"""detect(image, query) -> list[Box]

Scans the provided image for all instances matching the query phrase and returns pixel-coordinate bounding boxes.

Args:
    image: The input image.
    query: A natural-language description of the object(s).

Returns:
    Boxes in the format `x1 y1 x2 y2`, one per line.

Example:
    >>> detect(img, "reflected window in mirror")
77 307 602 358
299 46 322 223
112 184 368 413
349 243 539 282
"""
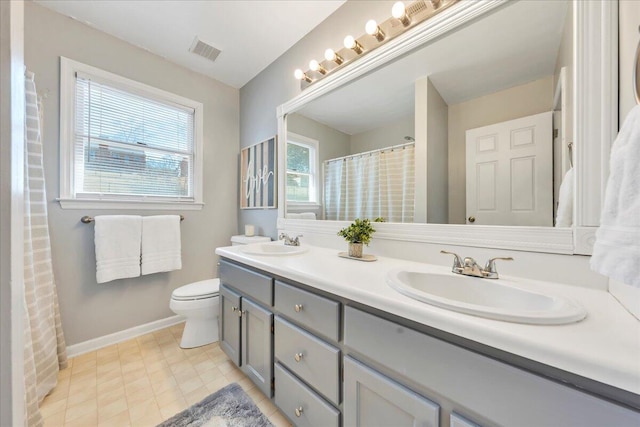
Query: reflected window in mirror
286 133 319 206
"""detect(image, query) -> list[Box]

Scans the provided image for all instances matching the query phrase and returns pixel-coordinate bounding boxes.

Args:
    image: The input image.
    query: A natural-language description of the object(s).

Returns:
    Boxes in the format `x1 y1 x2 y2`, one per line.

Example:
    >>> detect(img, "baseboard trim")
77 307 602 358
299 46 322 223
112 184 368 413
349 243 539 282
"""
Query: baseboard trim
66 315 185 358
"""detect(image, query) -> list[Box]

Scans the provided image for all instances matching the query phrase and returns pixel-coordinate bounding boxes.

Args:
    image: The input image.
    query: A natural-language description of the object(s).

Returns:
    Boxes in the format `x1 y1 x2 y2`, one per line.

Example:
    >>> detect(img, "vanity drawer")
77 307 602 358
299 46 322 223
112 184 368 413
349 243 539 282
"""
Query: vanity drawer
219 260 273 307
275 362 340 427
274 280 340 341
275 316 340 405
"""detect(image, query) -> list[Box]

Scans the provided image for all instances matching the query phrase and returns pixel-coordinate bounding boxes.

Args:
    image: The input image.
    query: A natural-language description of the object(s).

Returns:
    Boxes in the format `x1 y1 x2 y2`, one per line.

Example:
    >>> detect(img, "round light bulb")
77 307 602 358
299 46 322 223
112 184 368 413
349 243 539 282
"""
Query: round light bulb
365 19 379 36
309 60 320 71
392 2 406 19
324 49 336 62
344 35 356 49
294 69 304 80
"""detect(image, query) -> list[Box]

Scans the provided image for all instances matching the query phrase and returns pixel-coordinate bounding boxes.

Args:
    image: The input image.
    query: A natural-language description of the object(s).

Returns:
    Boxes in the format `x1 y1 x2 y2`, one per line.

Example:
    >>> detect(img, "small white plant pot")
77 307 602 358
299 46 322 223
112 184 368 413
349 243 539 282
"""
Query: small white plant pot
348 242 363 258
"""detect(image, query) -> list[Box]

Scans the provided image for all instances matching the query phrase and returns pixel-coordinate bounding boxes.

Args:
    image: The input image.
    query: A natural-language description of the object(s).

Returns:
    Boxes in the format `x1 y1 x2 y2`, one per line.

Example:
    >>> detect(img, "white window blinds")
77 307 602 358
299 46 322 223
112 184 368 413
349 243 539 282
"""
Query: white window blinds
73 72 195 200
324 143 415 222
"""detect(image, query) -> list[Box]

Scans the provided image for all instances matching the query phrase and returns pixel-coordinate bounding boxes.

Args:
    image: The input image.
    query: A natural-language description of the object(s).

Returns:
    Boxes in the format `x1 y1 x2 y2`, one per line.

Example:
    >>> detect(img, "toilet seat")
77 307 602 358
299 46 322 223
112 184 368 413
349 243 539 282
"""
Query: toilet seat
171 278 220 301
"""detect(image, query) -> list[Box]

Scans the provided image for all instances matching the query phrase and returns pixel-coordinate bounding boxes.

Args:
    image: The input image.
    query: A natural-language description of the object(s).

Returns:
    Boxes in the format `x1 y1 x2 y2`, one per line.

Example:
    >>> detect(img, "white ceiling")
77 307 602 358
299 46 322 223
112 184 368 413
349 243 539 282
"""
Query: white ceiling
297 0 569 135
34 0 346 89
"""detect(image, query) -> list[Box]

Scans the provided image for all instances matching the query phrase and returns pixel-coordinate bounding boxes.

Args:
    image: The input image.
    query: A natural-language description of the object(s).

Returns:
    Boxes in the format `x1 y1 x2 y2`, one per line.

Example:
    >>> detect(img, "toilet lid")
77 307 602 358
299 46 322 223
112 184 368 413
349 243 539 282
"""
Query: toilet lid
172 278 220 301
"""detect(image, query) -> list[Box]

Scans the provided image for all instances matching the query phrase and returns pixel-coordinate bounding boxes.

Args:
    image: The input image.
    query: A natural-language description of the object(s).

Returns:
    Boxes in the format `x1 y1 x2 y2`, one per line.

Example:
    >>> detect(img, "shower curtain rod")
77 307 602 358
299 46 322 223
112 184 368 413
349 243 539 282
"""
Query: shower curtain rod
324 141 415 164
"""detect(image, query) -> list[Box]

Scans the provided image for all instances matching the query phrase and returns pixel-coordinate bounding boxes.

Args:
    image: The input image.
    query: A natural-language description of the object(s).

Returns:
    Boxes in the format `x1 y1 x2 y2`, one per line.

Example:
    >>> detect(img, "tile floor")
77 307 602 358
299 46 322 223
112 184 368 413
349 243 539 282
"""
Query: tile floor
40 323 292 427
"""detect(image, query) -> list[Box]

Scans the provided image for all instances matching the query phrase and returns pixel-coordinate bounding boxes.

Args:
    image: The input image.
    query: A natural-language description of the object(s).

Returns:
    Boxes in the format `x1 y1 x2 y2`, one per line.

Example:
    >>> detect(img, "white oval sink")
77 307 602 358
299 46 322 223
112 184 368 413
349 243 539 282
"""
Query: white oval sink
239 242 308 256
387 269 586 325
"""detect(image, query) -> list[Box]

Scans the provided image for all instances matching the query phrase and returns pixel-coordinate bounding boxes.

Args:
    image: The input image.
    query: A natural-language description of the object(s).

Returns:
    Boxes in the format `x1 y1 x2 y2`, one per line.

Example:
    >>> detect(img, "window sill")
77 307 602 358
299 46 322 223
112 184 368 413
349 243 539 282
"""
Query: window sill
286 202 321 209
57 198 204 211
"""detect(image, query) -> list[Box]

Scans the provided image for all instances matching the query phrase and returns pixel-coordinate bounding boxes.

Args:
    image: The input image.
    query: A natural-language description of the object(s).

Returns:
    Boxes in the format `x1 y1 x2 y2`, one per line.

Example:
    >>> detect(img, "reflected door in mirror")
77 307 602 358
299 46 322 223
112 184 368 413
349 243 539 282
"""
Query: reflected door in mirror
465 112 553 226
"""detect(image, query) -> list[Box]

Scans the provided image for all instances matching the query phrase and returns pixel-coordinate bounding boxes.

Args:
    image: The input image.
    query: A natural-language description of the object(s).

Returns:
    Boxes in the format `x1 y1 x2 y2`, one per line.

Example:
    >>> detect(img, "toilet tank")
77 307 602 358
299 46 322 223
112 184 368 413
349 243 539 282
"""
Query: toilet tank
230 235 271 246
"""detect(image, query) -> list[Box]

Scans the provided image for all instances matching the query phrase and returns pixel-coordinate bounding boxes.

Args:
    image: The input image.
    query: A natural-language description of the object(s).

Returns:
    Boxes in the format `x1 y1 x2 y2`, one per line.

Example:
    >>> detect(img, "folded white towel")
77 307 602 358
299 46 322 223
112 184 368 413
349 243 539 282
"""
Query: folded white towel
141 215 182 275
555 167 573 227
591 105 640 287
94 215 142 284
286 212 316 220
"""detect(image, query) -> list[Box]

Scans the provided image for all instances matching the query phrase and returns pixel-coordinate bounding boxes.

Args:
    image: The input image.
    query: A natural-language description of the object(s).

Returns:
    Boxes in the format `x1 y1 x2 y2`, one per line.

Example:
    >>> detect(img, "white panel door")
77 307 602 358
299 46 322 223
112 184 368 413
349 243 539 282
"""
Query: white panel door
466 111 553 226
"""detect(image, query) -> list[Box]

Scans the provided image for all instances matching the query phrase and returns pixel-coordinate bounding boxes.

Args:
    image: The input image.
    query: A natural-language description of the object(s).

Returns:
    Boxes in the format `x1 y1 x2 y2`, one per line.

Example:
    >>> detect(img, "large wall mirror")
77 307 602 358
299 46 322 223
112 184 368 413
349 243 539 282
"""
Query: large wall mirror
277 0 617 254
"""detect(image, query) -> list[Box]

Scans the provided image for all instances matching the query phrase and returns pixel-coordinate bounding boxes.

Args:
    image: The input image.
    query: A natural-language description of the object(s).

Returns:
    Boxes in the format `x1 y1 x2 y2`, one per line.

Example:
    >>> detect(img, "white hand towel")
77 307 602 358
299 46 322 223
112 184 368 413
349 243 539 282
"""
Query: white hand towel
299 212 317 220
141 215 182 275
94 215 142 284
554 167 574 227
591 105 640 287
286 212 316 220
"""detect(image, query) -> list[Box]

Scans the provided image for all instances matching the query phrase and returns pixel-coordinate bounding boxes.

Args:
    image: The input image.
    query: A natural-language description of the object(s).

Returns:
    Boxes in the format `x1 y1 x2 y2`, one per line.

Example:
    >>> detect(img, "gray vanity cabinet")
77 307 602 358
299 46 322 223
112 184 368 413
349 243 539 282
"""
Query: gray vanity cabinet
219 285 241 366
343 356 440 427
218 258 639 427
219 260 275 397
241 297 274 397
343 306 640 427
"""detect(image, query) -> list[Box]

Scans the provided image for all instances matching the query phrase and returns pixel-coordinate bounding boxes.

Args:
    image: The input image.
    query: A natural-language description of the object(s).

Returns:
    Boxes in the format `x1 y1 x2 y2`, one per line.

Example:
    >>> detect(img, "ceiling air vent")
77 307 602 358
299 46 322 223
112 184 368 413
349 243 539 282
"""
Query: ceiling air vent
189 36 221 63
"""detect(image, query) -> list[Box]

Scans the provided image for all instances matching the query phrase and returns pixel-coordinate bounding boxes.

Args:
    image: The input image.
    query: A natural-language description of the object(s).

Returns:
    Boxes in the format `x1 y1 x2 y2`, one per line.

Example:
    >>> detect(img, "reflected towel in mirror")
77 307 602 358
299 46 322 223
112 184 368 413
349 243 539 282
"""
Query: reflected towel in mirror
555 167 574 227
286 212 317 220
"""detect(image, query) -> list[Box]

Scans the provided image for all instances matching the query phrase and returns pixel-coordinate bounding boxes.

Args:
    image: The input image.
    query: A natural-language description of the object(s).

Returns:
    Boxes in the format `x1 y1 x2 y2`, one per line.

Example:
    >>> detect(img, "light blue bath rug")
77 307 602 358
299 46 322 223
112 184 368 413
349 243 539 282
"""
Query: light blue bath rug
156 383 274 427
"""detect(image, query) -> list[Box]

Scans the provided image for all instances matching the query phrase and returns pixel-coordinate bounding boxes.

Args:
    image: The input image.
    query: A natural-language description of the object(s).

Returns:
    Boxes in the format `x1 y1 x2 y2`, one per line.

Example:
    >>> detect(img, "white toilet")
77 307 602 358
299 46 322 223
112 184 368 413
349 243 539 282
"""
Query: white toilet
169 234 270 349
170 278 220 349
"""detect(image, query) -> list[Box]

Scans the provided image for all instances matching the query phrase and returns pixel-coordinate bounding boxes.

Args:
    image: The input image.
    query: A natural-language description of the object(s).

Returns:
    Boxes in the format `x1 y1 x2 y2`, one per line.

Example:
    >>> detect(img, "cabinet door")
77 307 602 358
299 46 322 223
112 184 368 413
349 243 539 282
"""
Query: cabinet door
344 356 439 427
241 297 274 397
220 285 242 366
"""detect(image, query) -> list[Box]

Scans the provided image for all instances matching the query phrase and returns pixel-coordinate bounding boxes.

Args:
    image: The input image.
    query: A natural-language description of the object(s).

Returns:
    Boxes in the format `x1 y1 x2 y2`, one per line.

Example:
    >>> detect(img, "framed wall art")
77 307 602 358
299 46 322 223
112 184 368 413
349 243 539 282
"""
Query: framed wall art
240 136 277 209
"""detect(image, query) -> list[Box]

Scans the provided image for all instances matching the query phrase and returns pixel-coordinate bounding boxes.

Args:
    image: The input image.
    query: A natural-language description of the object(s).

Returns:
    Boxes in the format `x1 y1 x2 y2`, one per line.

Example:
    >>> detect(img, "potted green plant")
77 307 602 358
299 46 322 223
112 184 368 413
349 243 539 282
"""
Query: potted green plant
337 218 376 258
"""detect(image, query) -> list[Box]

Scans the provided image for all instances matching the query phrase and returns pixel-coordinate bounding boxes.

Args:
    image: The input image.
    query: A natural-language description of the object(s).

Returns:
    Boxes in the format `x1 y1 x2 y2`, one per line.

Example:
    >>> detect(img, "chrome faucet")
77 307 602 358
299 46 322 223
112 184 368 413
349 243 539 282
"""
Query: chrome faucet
279 233 303 246
441 250 513 279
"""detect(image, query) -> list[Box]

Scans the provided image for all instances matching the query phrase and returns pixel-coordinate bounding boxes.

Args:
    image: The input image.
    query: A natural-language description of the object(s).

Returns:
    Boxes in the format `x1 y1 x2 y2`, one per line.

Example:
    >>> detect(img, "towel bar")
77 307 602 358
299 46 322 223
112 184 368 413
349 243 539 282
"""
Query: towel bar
81 215 184 223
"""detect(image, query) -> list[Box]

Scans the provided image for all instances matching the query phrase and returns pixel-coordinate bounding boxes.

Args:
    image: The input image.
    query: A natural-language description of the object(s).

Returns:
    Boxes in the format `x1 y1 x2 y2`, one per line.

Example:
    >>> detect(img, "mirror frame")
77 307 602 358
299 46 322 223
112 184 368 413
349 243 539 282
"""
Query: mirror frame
276 0 618 255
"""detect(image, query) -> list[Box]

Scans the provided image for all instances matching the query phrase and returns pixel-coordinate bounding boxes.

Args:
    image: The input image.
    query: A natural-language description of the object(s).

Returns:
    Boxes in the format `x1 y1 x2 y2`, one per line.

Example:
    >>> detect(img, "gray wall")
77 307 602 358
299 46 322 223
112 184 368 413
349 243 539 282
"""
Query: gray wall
426 79 449 224
239 1 395 239
350 115 414 154
25 2 239 346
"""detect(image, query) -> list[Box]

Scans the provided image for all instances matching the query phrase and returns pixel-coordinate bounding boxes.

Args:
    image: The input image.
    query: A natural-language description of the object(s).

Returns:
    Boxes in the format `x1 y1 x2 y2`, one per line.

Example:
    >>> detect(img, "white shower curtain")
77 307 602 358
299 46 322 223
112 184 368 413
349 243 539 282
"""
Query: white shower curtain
324 144 415 222
23 71 67 427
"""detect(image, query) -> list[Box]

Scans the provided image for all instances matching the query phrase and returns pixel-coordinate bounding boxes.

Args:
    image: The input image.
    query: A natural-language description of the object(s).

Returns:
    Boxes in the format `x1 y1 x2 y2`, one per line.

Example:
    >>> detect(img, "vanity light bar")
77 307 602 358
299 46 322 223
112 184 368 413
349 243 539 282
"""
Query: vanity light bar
294 0 459 89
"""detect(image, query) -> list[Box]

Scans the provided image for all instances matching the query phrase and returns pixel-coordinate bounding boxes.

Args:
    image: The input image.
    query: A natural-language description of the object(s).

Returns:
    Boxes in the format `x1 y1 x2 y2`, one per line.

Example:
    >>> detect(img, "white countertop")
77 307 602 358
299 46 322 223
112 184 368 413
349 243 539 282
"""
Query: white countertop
215 243 640 397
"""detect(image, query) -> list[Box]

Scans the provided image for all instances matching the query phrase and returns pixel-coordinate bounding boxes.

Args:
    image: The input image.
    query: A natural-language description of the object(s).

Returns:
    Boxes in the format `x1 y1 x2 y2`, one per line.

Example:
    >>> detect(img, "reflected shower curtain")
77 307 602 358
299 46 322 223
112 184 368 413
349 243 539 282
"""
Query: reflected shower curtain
324 144 415 222
24 71 68 427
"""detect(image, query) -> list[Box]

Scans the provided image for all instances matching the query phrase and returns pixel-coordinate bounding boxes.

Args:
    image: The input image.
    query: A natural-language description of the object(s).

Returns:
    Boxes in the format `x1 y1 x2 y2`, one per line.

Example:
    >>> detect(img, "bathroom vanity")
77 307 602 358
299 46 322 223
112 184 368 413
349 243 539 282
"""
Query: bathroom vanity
216 244 640 427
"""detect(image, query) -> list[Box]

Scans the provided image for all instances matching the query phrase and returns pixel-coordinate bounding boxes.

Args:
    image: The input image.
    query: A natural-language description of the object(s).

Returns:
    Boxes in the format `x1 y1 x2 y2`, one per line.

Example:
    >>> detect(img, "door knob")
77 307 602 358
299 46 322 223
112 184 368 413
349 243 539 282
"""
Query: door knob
295 406 304 417
294 304 303 312
294 352 304 362
468 216 476 223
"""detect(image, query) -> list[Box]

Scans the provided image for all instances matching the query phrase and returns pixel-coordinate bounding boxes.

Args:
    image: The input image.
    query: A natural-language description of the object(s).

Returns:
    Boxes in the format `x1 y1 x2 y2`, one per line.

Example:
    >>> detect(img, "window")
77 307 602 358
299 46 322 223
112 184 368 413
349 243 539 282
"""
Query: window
59 57 203 209
286 133 319 205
